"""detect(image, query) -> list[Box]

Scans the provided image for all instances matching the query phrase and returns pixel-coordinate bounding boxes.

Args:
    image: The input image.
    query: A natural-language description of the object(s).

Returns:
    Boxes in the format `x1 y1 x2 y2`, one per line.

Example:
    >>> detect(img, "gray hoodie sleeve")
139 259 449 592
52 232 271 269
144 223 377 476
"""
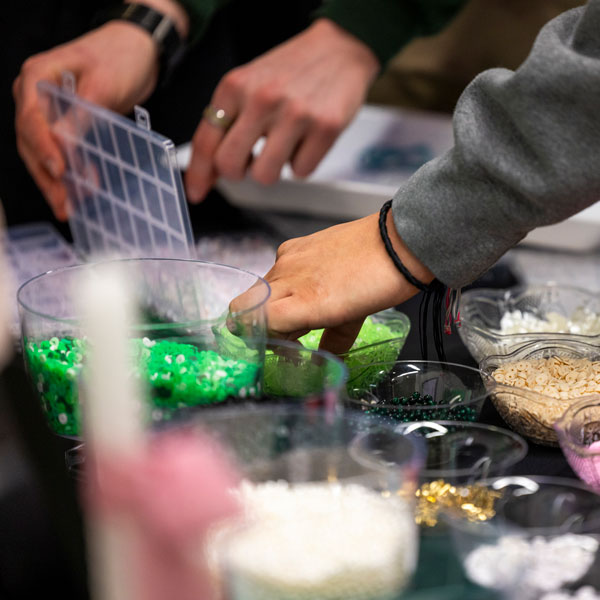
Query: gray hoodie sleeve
392 0 600 289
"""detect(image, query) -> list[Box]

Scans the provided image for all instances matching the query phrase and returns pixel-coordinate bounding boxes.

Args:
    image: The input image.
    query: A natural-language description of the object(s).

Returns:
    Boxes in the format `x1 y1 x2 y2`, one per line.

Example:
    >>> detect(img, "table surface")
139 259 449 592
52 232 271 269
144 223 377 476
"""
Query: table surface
0 203 589 599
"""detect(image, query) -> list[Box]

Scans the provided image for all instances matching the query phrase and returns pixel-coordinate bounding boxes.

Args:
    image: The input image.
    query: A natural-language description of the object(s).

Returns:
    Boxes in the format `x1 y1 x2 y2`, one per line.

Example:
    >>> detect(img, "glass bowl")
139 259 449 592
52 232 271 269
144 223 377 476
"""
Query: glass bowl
555 396 600 492
17 258 270 438
393 421 527 529
480 339 600 447
458 284 600 363
190 405 424 600
345 360 489 424
444 476 600 600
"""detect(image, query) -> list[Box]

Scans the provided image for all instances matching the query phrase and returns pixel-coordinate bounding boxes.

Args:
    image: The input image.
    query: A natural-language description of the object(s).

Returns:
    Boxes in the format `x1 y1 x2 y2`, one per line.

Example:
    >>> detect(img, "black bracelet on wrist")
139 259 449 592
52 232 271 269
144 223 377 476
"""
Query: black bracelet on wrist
378 199 433 292
92 3 187 84
379 199 449 361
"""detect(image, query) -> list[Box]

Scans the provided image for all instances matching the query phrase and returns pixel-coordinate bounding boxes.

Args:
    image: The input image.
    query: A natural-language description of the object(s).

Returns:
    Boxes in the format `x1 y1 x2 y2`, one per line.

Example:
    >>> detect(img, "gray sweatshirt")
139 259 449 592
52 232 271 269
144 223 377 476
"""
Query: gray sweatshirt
392 0 600 289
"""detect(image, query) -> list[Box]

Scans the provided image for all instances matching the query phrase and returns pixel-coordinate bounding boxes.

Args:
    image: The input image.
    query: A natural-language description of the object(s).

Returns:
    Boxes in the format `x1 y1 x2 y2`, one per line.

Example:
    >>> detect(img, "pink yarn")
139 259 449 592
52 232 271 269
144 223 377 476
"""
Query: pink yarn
83 430 241 600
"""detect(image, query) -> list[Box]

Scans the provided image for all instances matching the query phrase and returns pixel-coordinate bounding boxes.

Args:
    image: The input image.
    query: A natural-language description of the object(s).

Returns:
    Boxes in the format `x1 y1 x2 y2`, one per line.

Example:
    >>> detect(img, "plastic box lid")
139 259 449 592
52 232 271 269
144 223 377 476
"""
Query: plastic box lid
37 74 194 260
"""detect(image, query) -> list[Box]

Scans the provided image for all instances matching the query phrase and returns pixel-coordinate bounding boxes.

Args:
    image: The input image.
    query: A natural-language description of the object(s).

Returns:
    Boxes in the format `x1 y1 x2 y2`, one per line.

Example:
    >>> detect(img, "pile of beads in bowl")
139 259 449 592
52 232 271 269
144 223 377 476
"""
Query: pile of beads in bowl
481 340 600 445
25 335 260 437
221 480 417 600
361 391 478 423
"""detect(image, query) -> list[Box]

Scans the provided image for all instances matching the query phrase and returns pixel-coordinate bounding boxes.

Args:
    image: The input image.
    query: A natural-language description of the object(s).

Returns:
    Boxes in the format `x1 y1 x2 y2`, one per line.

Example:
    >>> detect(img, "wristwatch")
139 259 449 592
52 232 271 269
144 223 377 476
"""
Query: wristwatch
93 3 187 83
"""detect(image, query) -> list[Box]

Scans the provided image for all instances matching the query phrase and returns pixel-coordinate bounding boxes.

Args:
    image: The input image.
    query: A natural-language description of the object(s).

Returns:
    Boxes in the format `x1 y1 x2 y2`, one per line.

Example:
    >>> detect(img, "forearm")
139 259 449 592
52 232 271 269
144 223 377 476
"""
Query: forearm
392 1 600 289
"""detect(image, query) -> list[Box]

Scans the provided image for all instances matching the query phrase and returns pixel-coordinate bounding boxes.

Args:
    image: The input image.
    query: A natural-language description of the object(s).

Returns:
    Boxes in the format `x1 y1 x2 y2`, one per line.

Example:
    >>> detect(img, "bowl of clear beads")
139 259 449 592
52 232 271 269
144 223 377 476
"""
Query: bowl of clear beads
554 396 600 493
480 339 600 447
458 284 600 364
392 421 527 529
18 258 270 438
444 476 600 600
191 405 424 600
345 360 489 425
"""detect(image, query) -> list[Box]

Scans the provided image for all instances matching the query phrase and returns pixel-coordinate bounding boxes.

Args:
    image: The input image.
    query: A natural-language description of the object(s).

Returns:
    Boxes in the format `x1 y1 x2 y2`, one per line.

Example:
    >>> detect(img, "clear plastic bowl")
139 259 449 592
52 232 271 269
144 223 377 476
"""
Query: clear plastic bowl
458 284 600 363
190 405 425 600
393 421 527 529
345 360 489 424
444 476 600 600
17 258 270 438
555 396 600 492
480 339 600 447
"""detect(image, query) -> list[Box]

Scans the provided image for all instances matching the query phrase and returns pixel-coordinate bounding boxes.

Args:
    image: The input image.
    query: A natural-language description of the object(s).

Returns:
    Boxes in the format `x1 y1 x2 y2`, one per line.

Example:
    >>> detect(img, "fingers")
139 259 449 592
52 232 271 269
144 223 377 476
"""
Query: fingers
318 319 364 355
290 121 340 178
13 55 70 218
250 116 306 185
185 113 229 202
185 73 242 203
18 142 68 220
13 70 66 169
266 295 317 341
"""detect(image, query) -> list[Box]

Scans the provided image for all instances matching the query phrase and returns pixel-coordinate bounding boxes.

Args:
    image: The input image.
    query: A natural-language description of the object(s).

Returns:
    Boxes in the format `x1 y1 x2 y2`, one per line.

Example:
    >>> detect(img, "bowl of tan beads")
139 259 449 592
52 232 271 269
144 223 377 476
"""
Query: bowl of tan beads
480 339 600 446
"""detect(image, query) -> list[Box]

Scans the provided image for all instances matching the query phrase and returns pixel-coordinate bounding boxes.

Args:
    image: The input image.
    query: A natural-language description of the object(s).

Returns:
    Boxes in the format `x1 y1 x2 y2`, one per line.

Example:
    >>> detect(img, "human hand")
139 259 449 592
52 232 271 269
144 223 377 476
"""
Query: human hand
185 18 380 202
231 211 434 355
13 22 160 221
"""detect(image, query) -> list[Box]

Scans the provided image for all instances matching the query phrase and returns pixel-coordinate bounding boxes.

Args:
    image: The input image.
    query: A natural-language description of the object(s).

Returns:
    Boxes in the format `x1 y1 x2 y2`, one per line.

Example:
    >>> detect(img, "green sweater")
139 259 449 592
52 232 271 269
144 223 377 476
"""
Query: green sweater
175 0 465 66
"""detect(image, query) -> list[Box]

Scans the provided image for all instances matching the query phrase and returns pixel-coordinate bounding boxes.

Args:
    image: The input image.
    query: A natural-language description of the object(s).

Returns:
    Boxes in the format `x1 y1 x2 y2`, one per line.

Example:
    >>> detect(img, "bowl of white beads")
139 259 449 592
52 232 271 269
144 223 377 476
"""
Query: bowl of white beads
444 475 600 600
480 339 600 446
458 284 600 364
191 405 424 600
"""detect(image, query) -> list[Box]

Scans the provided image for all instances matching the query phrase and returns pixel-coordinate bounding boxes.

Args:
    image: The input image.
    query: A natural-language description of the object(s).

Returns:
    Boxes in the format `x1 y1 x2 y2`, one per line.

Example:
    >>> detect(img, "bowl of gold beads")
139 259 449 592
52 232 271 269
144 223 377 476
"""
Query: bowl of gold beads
18 258 270 438
391 421 527 530
344 360 489 424
480 338 600 447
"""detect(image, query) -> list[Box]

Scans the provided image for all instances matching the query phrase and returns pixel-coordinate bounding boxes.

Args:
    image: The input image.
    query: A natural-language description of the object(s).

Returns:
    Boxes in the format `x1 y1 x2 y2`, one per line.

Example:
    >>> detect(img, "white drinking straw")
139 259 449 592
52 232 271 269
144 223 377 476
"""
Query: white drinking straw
77 263 143 600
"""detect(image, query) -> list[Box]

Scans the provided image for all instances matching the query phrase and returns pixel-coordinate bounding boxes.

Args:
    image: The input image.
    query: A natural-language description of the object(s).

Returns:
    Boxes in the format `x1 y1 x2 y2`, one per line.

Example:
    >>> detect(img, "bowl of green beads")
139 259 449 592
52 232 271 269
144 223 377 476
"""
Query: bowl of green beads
344 360 489 425
17 258 270 438
262 340 348 405
298 308 410 366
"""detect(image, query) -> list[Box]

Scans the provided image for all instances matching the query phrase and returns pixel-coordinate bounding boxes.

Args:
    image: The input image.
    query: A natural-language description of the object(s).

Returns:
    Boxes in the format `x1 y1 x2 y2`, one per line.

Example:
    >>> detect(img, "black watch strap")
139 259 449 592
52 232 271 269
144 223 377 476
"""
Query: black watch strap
93 3 187 83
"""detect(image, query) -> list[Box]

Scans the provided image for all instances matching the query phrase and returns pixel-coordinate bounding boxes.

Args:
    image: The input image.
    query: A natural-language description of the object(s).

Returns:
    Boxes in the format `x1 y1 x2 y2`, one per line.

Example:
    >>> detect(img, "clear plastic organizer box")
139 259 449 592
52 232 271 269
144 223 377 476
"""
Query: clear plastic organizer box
37 74 194 259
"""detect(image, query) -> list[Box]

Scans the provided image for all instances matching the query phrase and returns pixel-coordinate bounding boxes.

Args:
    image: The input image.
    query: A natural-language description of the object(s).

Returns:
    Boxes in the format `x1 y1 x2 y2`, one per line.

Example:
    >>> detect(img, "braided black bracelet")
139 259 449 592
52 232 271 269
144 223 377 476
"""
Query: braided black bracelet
378 199 433 292
379 199 449 361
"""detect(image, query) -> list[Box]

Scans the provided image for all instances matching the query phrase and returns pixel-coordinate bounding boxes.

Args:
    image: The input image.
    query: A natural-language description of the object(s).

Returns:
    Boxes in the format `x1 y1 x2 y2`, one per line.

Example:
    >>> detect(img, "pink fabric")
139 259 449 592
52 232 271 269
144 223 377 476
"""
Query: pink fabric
561 439 600 492
83 431 241 600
